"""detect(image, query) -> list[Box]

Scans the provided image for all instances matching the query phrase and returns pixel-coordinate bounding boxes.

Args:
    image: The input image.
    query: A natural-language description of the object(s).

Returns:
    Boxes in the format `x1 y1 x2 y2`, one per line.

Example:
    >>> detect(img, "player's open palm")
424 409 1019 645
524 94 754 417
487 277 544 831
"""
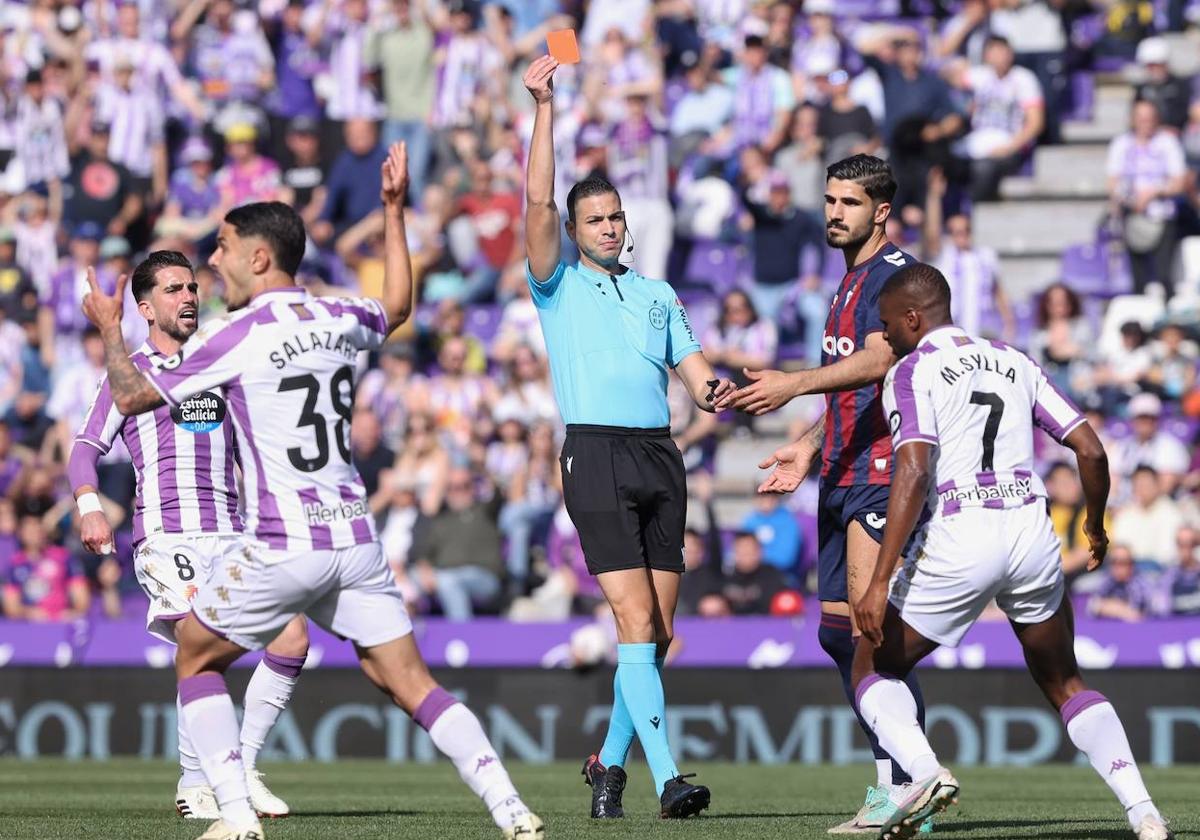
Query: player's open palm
757 440 811 494
523 55 558 103
80 511 114 555
380 141 409 209
81 267 127 332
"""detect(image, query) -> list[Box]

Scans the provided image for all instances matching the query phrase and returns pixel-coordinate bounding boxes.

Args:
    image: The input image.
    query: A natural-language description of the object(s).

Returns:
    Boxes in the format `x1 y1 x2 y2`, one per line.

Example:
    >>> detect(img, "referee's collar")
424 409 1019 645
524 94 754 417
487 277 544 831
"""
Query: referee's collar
574 261 636 283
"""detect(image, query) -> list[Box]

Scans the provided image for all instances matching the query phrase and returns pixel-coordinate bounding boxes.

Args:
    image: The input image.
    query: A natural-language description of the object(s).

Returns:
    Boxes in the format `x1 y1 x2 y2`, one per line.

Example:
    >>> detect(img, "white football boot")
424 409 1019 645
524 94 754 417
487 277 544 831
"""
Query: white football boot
176 782 221 820
246 770 290 818
194 818 265 840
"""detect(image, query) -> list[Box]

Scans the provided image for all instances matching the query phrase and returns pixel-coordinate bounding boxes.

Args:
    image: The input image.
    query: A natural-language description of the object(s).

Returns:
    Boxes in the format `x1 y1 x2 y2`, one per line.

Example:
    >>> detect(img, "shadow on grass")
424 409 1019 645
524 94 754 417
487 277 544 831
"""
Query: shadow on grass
291 810 420 818
704 812 847 820
935 817 1140 839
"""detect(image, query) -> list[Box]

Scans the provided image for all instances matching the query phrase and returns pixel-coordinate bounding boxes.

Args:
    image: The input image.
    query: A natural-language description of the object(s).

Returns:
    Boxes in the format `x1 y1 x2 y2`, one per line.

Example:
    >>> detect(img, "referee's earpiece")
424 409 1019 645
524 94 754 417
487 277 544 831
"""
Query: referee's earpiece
626 228 635 253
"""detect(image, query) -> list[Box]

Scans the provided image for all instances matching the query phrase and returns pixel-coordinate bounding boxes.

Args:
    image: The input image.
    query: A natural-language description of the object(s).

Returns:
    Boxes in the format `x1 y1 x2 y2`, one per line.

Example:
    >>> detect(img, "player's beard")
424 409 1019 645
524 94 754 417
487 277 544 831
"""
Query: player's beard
161 317 196 343
826 222 872 250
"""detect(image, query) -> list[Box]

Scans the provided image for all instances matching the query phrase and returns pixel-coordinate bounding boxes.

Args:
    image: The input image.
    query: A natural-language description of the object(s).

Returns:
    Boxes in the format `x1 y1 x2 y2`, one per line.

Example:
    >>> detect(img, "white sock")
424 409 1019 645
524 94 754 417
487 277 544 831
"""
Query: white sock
179 674 257 829
856 675 940 782
876 759 893 789
415 687 526 829
1062 691 1158 830
240 651 305 771
176 692 207 787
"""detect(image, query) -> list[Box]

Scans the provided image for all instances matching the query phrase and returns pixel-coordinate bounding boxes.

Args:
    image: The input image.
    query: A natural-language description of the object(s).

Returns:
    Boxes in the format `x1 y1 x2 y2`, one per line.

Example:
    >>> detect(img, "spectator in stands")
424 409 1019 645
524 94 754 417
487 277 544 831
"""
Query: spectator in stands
14 69 69 195
11 189 59 299
1106 100 1188 296
1112 465 1185 569
0 500 16 579
491 280 546 362
1132 37 1191 131
499 420 562 595
711 531 787 615
263 0 323 161
155 137 221 251
358 344 421 451
63 121 143 239
393 411 451 517
350 408 395 499
492 344 557 427
679 525 727 618
724 34 795 157
705 290 778 429
40 222 110 371
1113 393 1190 495
740 491 802 583
0 420 28 499
791 1 849 93
740 171 823 320
312 0 385 128
815 69 881 167
215 123 281 211
857 25 965 216
93 55 168 207
934 0 991 64
1092 322 1154 415
416 298 487 374
43 326 106 463
313 119 387 245
923 167 1015 338
954 35 1044 202
668 54 734 168
2 512 89 622
1142 322 1198 402
1160 526 1200 615
279 117 327 228
0 305 22 420
1088 543 1162 621
1046 461 1110 587
0 224 39 319
367 0 436 201
454 158 522 301
606 92 672 283
1027 283 1091 401
411 336 496 449
410 466 503 620
5 310 52 450
775 104 826 226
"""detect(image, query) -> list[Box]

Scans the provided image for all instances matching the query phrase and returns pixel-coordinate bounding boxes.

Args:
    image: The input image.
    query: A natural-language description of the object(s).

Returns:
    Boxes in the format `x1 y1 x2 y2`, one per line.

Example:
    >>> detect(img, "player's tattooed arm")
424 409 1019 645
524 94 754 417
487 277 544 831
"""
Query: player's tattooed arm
855 440 933 647
101 330 165 415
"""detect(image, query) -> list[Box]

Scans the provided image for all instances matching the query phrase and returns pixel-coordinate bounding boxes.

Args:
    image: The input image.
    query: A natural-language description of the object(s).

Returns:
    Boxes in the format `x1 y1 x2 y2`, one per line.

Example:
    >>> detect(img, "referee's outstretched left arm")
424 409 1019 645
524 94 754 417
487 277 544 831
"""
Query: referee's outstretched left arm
675 352 736 413
523 55 561 282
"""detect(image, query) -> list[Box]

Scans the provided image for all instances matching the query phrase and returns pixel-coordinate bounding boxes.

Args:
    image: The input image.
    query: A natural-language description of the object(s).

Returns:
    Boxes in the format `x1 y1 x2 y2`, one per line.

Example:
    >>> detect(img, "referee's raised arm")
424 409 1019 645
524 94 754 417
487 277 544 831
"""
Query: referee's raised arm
523 56 561 282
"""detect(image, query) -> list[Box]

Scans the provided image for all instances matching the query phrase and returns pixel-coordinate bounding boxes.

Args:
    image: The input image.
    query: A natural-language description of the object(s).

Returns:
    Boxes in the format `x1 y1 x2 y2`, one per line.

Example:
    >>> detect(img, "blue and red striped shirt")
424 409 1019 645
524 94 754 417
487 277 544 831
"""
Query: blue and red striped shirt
821 242 915 487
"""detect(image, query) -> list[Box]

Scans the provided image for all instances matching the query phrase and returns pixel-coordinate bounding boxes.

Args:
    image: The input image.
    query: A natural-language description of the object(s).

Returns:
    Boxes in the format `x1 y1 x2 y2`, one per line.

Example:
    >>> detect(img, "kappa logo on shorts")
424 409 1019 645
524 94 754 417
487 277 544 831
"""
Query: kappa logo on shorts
155 582 167 594
865 513 887 530
215 586 231 604
227 565 243 583
203 607 219 623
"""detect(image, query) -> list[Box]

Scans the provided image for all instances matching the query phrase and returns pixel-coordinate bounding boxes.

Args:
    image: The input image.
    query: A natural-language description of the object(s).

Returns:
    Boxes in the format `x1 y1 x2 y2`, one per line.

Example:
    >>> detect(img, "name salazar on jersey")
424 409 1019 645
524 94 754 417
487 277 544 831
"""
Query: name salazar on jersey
270 330 360 369
171 391 227 433
938 353 1018 386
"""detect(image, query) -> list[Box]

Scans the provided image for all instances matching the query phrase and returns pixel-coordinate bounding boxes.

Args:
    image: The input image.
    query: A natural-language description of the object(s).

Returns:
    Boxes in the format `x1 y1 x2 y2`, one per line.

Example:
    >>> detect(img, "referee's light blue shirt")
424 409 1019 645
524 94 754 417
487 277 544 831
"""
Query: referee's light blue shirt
528 260 701 428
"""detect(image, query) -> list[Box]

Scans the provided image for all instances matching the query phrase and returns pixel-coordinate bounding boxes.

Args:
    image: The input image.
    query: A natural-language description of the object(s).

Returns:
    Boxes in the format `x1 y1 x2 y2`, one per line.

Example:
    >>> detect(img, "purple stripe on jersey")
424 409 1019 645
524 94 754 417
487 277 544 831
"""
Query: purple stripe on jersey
983 498 1006 509
891 354 931 445
226 379 287 551
317 298 387 337
299 487 334 549
192 425 219 532
977 472 998 486
1060 690 1107 725
1033 382 1082 441
1014 469 1032 481
936 479 957 494
1023 494 1040 505
153 307 277 407
413 686 460 731
179 672 228 705
124 419 147 544
294 304 315 321
989 339 1008 351
942 499 962 516
340 484 372 545
156 412 182 533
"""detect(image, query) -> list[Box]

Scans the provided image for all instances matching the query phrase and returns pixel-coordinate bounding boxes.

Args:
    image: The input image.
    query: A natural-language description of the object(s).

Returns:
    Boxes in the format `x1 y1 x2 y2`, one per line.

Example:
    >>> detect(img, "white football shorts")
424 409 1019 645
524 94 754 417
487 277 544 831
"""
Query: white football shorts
190 540 412 651
888 502 1066 647
134 533 243 644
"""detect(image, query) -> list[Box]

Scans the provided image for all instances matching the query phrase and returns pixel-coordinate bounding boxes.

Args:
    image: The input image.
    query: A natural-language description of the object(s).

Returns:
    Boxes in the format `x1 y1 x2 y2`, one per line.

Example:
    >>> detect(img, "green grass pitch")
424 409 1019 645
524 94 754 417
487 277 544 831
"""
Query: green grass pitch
1 759 1195 840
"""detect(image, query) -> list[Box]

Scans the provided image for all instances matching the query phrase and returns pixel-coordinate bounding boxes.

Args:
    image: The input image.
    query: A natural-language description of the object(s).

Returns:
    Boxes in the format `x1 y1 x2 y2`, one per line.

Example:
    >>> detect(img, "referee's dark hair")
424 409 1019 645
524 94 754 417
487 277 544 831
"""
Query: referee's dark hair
566 175 621 224
826 154 898 205
132 250 193 302
880 262 952 322
224 201 307 277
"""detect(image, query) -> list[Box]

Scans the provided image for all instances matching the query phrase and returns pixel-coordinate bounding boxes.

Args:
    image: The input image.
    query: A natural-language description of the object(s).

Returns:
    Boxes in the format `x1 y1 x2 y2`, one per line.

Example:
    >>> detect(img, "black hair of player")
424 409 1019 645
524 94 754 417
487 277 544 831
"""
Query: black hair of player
566 175 621 225
825 154 898 205
881 262 953 322
132 250 194 303
224 201 307 277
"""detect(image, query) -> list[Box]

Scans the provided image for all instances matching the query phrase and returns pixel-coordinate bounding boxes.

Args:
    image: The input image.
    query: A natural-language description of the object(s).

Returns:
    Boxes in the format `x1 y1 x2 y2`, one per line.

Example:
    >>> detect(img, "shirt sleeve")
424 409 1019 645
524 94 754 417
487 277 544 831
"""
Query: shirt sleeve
314 296 389 351
1105 135 1126 178
526 260 566 309
1028 354 1086 443
73 376 125 455
883 356 939 449
145 315 254 407
667 294 701 367
861 264 895 336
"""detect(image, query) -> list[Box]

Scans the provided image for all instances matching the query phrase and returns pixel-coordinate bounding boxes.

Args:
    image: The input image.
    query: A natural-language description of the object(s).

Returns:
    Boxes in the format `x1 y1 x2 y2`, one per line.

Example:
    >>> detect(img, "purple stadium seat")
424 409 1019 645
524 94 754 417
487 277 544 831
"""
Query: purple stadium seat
682 239 749 295
1067 72 1095 123
467 304 503 344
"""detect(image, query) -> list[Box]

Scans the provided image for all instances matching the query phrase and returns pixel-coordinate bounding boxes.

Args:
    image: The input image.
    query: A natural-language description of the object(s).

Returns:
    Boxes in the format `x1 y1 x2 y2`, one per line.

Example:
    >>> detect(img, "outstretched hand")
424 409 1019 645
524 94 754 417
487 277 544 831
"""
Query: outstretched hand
81 267 127 334
716 368 799 415
380 141 409 209
756 440 814 494
523 55 558 104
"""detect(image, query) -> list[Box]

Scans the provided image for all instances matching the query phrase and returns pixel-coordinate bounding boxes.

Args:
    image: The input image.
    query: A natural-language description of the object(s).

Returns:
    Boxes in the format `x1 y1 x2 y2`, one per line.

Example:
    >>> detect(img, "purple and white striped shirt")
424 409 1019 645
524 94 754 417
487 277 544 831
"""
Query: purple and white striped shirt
74 342 242 545
94 82 165 179
882 326 1086 518
145 287 389 553
14 95 69 185
606 114 669 202
326 19 384 121
432 34 502 129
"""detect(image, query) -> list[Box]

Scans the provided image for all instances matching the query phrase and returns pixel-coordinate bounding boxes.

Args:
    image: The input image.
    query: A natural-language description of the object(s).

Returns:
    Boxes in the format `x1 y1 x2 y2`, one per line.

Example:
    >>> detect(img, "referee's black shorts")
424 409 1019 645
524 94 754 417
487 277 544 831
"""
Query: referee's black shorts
560 424 687 576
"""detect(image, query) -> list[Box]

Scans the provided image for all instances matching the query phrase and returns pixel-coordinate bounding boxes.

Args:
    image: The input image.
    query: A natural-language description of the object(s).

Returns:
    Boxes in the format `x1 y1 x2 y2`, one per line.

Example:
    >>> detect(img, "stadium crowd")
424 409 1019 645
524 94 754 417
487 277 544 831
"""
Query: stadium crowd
1 0 1200 626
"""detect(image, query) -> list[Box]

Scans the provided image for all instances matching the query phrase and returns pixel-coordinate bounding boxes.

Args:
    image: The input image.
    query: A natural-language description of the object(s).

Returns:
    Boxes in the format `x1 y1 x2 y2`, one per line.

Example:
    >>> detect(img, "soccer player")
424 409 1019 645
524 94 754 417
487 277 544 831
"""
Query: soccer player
69 250 306 821
523 55 734 820
80 144 542 840
721 155 929 833
852 264 1173 840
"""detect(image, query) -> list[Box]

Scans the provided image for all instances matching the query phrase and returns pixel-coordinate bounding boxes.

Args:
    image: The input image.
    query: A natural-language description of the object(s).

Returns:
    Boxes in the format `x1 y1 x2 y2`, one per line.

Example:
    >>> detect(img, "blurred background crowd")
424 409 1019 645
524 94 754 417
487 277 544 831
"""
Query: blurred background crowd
2 0 1200 628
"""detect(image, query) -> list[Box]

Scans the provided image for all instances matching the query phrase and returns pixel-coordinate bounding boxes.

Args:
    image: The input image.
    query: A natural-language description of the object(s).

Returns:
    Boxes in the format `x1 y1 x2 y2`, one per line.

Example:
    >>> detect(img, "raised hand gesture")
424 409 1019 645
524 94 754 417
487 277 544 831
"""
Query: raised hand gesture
81 267 128 334
380 141 409 210
523 55 559 104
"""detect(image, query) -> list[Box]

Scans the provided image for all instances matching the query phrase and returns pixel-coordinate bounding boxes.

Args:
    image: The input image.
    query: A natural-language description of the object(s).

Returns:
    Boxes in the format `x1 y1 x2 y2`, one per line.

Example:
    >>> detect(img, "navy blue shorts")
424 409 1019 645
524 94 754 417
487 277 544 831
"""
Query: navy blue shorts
817 482 890 603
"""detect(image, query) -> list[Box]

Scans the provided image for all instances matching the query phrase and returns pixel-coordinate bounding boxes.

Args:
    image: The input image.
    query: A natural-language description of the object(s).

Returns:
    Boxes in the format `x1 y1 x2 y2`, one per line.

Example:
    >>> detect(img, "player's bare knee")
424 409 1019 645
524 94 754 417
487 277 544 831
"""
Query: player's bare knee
267 616 309 658
611 607 655 643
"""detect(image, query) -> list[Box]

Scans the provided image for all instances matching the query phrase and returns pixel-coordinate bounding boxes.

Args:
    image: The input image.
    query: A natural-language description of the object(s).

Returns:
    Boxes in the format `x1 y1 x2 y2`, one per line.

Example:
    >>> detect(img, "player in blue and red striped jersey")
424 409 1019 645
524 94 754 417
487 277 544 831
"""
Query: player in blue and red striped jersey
720 155 931 834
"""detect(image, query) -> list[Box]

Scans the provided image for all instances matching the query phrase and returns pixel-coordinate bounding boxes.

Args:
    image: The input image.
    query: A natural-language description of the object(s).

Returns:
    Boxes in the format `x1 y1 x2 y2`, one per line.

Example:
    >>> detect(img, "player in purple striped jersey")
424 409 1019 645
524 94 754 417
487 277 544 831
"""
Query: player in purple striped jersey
81 144 542 840
69 250 307 821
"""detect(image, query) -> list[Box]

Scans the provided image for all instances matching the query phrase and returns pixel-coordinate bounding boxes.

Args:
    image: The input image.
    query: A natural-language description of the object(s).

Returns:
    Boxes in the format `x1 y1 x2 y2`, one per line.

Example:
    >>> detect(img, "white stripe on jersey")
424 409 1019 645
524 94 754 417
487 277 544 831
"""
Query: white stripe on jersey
134 411 164 538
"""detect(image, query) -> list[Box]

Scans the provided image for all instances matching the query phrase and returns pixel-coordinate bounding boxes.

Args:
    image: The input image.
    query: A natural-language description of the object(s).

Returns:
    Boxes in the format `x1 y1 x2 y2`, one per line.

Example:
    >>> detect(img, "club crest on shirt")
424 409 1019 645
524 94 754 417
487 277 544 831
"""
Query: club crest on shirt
648 303 666 330
171 390 227 433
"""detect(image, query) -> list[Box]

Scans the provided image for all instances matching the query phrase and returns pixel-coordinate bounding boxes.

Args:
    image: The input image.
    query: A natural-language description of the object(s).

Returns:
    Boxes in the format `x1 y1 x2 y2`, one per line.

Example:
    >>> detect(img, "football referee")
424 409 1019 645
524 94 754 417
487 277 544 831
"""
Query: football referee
523 55 733 821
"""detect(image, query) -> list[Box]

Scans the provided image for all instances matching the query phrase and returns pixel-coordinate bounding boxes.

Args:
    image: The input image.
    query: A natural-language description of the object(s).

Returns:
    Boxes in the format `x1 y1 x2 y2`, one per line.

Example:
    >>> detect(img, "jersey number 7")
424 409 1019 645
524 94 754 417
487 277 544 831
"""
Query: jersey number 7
969 391 1005 472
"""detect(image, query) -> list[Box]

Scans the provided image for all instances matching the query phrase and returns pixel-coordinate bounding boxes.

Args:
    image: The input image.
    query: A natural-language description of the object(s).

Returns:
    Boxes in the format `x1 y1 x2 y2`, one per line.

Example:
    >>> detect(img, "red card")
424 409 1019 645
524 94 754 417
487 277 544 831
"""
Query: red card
547 29 580 65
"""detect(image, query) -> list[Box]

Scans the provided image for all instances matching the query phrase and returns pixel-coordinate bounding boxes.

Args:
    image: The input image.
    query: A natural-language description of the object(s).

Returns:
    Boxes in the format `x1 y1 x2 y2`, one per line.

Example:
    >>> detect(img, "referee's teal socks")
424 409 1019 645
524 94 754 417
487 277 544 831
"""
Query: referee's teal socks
598 652 665 769
613 643 678 796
